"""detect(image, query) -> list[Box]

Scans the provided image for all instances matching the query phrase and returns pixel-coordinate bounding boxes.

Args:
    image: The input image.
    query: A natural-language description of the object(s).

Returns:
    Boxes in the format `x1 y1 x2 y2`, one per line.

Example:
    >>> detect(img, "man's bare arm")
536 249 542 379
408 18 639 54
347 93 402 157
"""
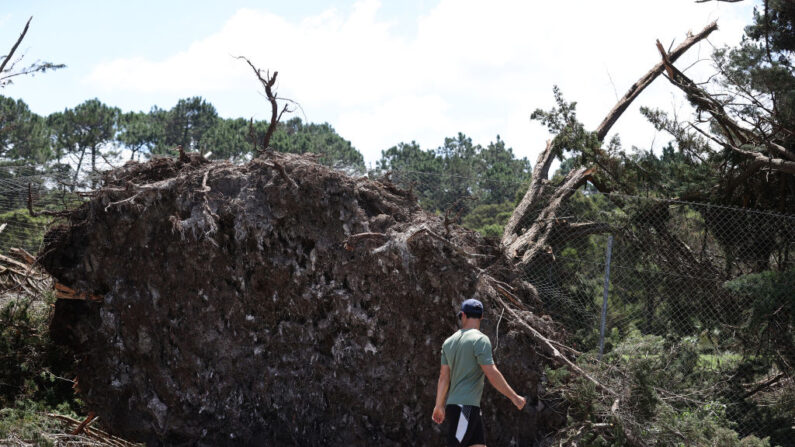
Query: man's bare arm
481 364 526 410
432 365 451 424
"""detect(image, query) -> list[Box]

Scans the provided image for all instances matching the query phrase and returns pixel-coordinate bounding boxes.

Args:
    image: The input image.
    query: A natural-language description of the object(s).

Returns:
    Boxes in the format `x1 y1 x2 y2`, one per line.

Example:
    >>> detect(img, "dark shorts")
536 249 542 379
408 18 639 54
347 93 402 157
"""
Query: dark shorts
446 404 485 446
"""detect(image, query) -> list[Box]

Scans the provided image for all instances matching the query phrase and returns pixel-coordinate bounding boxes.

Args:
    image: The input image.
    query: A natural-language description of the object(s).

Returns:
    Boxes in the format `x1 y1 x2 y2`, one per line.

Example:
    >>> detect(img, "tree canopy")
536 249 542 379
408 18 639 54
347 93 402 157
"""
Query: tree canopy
0 95 368 178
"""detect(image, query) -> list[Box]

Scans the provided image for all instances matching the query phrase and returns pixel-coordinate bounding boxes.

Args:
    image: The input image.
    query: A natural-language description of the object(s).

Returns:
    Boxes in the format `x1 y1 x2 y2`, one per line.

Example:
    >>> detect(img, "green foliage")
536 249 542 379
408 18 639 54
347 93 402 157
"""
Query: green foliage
549 333 774 446
158 96 219 154
0 95 367 171
118 108 166 160
531 86 600 162
460 202 514 238
746 0 795 53
201 117 254 160
0 96 51 163
0 297 78 412
269 118 365 170
200 116 365 169
48 99 120 187
724 270 795 374
0 400 77 445
376 133 531 218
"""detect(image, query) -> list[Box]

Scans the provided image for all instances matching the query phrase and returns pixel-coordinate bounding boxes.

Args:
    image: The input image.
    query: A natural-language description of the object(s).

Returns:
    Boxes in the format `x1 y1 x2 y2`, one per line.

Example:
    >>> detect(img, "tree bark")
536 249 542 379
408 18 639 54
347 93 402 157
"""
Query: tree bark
502 140 555 246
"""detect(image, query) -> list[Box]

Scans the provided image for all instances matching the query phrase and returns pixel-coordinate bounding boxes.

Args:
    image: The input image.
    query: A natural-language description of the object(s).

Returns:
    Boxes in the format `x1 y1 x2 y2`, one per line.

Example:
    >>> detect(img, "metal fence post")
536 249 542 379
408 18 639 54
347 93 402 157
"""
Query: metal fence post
598 234 614 360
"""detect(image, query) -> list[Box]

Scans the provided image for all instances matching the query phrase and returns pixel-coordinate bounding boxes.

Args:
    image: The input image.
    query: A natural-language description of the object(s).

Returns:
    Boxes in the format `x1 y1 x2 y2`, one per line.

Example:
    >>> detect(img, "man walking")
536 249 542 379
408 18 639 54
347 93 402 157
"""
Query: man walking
432 299 526 447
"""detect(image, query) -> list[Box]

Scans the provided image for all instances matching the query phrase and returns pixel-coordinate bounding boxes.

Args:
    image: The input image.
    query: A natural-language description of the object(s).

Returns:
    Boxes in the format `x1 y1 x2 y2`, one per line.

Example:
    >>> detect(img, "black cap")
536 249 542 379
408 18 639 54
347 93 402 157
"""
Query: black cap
461 299 483 317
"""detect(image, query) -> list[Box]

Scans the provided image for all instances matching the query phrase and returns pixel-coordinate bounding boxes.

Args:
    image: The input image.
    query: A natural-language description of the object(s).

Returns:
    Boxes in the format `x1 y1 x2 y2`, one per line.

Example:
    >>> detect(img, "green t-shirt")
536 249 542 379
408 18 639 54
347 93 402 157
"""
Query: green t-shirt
440 328 494 407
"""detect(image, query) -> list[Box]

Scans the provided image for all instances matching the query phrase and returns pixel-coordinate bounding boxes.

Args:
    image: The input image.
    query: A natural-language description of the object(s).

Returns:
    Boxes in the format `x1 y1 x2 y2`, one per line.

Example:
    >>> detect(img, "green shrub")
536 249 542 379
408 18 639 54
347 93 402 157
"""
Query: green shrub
547 333 774 446
0 296 79 412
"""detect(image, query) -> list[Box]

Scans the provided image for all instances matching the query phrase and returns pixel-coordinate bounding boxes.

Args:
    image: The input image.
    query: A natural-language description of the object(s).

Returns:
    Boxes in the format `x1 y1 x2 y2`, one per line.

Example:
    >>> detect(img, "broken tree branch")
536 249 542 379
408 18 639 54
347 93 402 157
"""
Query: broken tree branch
505 166 595 263
9 247 36 265
0 16 31 75
502 140 555 245
595 21 718 141
741 373 785 399
493 291 618 396
237 56 280 153
503 22 717 264
47 413 139 447
71 411 96 435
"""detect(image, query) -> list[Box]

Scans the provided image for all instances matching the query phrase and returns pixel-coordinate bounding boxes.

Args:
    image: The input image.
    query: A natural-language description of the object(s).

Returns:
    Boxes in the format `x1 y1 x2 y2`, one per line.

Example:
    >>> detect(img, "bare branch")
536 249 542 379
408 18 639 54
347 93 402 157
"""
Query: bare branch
595 21 718 141
492 290 618 397
237 56 280 153
0 16 31 75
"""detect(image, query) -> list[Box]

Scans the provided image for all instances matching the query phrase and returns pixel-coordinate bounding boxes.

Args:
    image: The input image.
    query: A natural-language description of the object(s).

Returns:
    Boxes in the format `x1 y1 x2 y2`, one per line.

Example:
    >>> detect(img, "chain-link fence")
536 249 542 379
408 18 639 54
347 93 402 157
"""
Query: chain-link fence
0 166 104 255
390 169 794 445
0 164 792 444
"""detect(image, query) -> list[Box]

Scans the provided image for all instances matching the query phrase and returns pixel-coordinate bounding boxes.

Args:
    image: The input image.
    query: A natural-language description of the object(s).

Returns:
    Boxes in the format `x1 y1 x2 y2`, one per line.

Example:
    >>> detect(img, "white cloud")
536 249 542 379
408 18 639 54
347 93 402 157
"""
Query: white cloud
86 0 756 165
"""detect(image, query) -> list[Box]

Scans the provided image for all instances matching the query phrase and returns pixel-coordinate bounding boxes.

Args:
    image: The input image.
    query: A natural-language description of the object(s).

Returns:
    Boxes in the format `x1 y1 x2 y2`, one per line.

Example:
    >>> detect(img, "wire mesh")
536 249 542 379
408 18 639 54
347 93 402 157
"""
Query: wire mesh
386 168 794 443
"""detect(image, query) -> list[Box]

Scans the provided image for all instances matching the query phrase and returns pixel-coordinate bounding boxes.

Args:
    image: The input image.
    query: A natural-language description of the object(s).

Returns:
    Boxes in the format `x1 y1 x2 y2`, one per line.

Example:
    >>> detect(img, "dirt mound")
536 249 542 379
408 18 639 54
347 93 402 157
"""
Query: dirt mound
41 153 563 445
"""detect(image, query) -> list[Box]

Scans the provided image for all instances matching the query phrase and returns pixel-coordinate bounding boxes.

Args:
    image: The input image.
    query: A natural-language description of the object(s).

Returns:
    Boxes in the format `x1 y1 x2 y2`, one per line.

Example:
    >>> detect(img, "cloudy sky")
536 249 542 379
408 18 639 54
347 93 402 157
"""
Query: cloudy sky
1 0 756 166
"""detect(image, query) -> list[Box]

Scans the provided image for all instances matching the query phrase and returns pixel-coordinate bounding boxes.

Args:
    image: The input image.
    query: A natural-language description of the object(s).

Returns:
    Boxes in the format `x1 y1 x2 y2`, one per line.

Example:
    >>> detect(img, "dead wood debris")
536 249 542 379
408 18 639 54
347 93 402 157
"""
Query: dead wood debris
45 413 142 447
0 248 52 298
237 56 294 153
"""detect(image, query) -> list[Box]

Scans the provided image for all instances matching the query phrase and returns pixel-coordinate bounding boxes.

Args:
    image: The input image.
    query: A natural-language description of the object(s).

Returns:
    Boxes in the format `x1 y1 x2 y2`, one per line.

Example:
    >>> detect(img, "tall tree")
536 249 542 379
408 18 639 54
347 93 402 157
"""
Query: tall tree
117 108 165 161
48 99 119 189
476 136 532 205
160 97 218 154
0 96 50 164
376 133 531 217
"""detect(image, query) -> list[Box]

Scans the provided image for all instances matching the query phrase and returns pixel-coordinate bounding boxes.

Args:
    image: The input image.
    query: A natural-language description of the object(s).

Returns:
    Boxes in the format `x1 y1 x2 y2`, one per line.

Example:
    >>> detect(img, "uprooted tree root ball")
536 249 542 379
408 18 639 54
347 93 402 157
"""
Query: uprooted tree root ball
40 152 565 446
